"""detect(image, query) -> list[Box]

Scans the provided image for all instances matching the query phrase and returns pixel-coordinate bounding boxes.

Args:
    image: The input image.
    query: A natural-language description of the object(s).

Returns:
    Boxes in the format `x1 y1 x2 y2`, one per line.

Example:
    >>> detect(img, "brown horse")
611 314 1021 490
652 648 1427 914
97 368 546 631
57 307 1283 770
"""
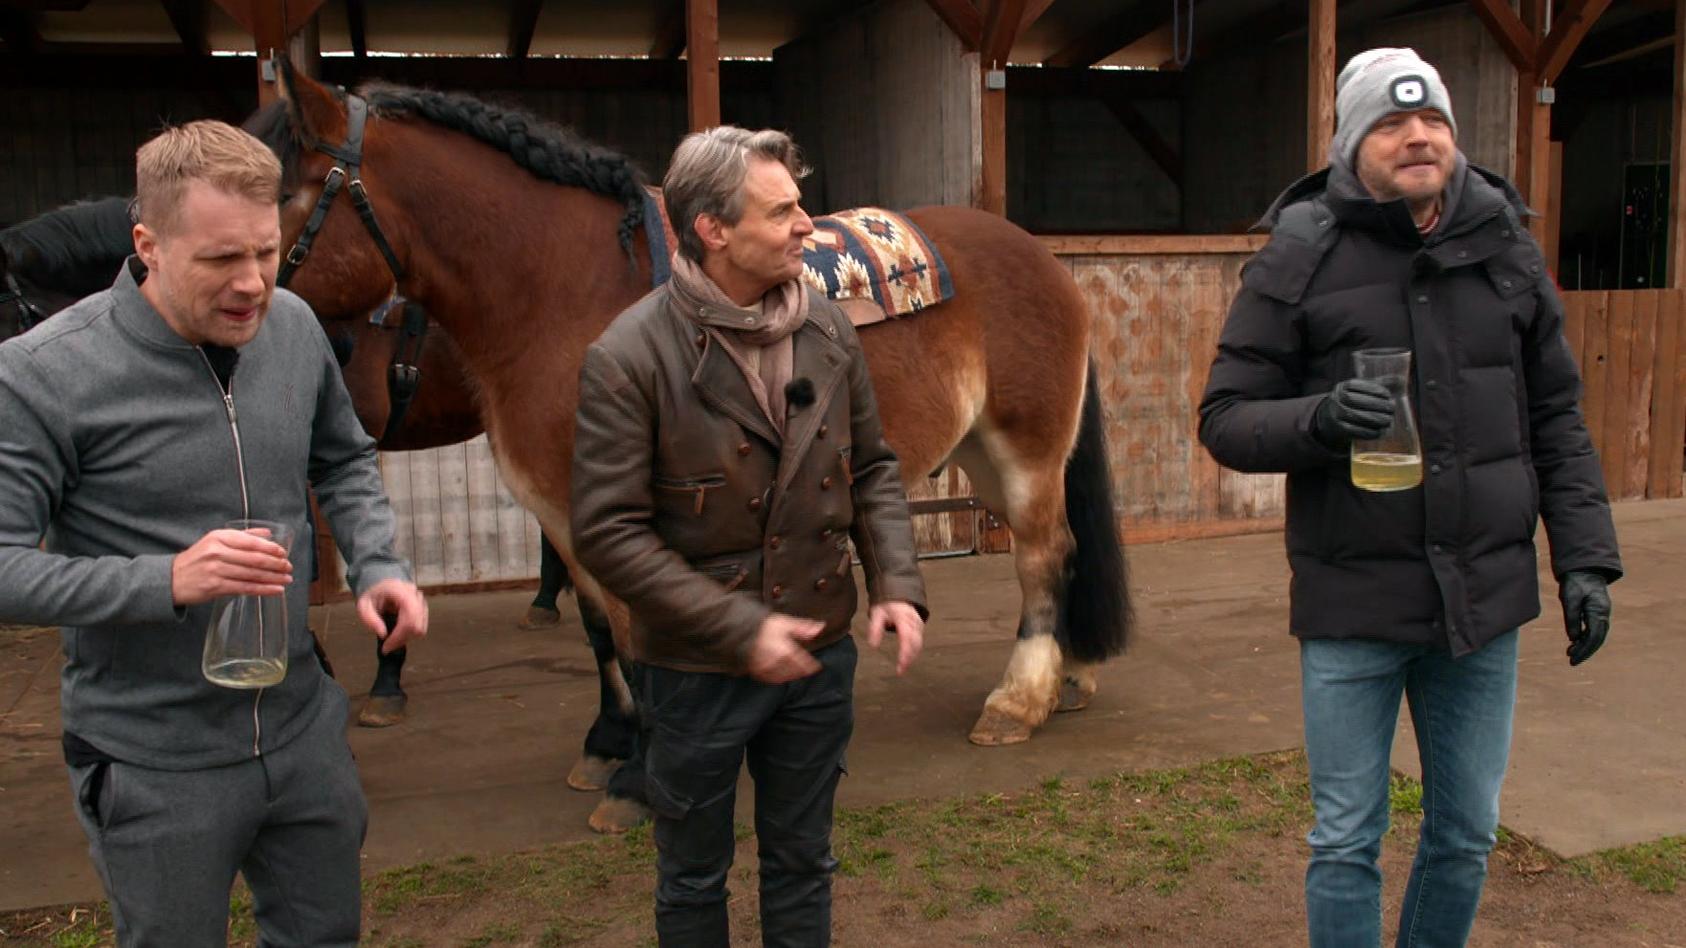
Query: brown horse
262 65 1131 827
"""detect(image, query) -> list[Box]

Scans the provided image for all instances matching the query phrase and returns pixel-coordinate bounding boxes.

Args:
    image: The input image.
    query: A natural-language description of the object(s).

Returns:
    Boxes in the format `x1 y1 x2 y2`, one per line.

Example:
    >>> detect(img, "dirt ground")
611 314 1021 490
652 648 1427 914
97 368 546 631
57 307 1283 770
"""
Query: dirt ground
4 751 1682 947
6 500 1686 944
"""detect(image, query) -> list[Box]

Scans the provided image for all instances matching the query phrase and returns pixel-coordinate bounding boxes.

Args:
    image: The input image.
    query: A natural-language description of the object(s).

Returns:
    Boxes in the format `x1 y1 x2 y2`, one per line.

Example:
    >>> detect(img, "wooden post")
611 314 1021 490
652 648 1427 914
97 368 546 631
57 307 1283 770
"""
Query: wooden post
1672 0 1686 287
686 0 720 131
976 0 1026 215
211 1 327 106
1513 0 1548 241
979 77 1007 214
1546 139 1563 275
1307 0 1336 172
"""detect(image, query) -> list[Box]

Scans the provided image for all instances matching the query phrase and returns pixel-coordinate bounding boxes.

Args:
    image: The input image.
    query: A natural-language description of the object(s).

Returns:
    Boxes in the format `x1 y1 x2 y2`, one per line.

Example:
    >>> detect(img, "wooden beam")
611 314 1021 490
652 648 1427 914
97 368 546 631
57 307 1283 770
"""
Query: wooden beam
924 0 983 50
346 0 367 58
161 0 209 56
1020 0 1056 33
0 10 42 54
1466 0 1537 73
686 0 720 131
1671 0 1686 287
1307 0 1336 172
211 0 326 42
508 0 543 58
1536 0 1613 84
4 0 89 9
982 0 1026 66
1043 0 1162 68
1101 94 1181 187
979 77 1007 215
650 0 686 58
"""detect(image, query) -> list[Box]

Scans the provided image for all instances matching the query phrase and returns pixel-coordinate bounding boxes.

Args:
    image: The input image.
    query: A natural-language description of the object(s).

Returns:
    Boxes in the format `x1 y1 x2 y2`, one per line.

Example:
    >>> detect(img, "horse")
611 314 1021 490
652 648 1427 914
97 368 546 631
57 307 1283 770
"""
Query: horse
258 63 1133 830
0 196 575 727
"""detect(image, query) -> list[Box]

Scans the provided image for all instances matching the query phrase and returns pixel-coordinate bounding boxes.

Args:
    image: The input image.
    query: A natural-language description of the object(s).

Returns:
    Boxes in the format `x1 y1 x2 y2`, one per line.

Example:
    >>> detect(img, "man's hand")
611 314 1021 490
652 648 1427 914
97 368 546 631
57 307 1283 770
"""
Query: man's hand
1313 379 1395 448
867 601 924 675
1559 570 1611 666
746 613 825 684
358 579 428 655
171 528 292 606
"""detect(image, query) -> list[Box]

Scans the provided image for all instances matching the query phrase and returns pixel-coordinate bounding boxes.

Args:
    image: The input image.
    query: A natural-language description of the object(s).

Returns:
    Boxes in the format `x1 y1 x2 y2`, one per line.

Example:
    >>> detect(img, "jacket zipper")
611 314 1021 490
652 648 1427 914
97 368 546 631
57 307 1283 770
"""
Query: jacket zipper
197 350 263 758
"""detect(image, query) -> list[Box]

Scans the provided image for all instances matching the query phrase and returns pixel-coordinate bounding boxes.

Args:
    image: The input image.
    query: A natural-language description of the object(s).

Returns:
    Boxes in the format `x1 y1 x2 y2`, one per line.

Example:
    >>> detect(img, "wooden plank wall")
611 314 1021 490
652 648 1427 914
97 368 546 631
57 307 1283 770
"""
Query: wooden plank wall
773 0 978 214
1561 289 1686 500
1046 236 1285 541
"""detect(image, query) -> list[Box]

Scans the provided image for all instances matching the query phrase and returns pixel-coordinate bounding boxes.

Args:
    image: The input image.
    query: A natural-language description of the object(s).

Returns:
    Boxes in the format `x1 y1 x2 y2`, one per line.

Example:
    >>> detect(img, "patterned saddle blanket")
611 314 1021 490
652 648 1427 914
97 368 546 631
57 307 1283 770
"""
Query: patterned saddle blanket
642 190 954 327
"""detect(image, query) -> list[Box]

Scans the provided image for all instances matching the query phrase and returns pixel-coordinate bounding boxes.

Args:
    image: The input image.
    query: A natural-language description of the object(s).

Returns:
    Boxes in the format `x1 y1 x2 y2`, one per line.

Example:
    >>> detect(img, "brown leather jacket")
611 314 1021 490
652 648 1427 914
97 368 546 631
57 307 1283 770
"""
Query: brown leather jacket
570 282 928 674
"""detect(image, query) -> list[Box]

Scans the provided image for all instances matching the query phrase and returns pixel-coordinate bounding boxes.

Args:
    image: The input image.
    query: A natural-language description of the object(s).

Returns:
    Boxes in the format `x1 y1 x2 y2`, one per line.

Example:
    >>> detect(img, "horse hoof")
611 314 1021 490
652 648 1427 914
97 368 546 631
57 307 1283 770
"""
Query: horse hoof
968 707 1034 746
518 606 561 630
1056 677 1095 713
357 694 407 728
588 796 651 835
567 754 623 792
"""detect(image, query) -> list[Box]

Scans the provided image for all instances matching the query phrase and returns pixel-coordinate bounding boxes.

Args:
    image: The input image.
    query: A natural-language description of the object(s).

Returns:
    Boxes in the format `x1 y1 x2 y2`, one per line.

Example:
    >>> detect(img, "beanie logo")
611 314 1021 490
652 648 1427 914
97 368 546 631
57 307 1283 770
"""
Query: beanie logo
1391 76 1426 107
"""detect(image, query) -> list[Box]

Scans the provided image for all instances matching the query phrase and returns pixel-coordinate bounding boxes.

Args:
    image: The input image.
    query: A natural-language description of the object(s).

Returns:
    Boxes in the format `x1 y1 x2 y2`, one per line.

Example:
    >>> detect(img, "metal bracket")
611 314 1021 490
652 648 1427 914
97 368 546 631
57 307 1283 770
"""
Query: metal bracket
1536 86 1556 105
984 69 1007 91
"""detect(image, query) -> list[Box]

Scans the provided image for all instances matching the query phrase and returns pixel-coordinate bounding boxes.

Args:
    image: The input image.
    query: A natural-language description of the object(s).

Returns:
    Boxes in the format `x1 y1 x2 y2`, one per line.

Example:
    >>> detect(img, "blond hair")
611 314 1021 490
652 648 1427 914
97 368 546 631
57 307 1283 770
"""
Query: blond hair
663 126 809 262
134 120 282 234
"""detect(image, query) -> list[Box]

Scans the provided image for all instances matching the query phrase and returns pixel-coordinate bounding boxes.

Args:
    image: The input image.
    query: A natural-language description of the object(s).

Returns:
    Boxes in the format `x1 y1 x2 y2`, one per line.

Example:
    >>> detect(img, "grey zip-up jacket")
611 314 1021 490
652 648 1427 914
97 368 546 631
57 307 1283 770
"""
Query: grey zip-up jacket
0 259 410 770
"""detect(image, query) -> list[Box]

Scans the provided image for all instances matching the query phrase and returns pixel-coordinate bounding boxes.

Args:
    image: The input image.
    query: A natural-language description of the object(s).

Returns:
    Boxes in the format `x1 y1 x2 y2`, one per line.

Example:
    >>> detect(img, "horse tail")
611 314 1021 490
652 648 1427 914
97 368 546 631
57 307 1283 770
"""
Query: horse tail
1057 360 1131 663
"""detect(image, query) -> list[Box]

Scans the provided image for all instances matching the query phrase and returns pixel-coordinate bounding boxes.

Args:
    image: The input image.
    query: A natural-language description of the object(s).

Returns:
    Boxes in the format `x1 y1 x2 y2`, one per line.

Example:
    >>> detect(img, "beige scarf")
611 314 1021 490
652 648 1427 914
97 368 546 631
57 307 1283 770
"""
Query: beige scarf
669 252 809 434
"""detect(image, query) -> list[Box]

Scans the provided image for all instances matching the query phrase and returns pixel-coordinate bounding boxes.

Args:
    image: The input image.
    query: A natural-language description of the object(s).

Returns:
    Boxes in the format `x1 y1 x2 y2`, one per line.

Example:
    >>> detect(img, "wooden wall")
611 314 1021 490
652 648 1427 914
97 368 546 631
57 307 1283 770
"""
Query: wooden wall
1183 6 1517 233
1561 288 1686 501
774 0 979 214
1048 237 1284 540
1009 95 1181 233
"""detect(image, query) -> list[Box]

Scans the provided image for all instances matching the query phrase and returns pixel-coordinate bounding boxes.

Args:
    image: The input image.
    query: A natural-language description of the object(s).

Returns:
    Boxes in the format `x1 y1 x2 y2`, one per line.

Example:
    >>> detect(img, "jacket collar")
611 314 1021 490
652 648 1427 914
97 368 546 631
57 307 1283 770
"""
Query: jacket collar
685 285 850 462
111 256 201 351
1258 157 1527 263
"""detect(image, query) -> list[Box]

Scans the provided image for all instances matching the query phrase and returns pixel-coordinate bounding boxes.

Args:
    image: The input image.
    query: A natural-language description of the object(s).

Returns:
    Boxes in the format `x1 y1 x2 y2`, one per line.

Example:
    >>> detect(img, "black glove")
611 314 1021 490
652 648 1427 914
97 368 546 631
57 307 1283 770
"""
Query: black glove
1559 570 1611 666
1312 379 1395 449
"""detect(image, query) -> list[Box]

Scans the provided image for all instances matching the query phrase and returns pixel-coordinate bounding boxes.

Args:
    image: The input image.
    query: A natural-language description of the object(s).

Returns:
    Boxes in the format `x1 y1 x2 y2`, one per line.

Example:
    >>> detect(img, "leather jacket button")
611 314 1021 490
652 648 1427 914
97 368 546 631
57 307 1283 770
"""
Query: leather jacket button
748 496 763 512
820 476 834 490
815 577 829 591
818 425 829 438
769 535 782 550
771 584 784 598
737 442 752 456
1429 463 1442 475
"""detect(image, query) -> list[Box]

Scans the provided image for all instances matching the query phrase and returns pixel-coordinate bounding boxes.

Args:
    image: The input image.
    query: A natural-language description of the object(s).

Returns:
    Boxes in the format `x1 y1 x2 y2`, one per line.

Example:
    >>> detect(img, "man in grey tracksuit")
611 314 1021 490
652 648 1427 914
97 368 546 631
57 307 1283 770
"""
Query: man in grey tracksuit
0 121 427 946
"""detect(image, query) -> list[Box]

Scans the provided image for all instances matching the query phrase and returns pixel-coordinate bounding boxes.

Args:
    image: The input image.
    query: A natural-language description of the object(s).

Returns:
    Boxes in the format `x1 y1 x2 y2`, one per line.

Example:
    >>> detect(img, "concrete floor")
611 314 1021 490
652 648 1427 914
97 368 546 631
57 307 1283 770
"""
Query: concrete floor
3 499 1684 911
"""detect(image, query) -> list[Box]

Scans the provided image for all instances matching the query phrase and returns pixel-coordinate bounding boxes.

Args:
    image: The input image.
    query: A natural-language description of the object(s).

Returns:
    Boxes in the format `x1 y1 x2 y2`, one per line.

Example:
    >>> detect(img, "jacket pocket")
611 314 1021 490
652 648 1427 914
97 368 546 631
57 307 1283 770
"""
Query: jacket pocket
653 473 726 516
695 559 747 592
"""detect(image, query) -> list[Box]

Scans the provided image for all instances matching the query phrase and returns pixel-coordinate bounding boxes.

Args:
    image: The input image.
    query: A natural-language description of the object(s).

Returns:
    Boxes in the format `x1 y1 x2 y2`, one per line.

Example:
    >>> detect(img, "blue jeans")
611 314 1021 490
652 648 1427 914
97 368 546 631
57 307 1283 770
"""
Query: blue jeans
1300 630 1518 948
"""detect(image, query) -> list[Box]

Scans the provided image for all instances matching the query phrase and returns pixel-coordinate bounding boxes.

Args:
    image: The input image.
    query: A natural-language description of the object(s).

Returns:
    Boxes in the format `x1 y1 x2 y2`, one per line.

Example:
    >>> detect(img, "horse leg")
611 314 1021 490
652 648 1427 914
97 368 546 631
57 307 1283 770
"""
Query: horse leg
566 592 637 791
953 434 1075 746
518 531 566 629
359 642 408 727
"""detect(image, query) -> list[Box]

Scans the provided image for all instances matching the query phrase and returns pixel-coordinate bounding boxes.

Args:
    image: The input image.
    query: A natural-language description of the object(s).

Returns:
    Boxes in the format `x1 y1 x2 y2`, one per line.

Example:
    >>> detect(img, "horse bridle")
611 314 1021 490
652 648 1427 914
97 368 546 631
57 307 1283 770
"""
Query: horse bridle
1 271 48 336
277 93 427 444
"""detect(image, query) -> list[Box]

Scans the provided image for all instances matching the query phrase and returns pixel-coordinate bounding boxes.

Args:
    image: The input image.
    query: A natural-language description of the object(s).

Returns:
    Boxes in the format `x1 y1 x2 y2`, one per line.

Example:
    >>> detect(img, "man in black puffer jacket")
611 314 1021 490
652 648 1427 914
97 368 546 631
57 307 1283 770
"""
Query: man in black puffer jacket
1199 48 1621 948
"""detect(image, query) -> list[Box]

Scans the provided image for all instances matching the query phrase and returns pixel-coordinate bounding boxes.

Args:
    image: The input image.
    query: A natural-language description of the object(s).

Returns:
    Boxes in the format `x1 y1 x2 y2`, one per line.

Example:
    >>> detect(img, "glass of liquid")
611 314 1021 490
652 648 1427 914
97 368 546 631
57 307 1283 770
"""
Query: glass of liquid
1350 348 1423 492
202 518 292 688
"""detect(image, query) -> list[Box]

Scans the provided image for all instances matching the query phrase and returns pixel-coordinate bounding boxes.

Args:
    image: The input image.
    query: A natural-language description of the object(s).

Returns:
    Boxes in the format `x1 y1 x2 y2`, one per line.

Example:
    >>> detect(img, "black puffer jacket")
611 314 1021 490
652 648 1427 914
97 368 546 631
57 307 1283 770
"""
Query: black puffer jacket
1198 160 1621 655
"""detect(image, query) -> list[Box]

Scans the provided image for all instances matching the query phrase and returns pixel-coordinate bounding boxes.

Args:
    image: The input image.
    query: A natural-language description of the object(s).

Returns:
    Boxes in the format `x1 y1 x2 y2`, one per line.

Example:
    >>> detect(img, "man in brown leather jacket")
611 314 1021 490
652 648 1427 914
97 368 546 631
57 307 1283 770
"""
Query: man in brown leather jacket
571 126 927 948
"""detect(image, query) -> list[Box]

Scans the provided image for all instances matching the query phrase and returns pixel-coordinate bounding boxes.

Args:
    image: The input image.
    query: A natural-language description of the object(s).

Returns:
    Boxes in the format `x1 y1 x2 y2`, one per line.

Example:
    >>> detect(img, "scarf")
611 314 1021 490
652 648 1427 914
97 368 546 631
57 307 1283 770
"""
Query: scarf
669 252 809 435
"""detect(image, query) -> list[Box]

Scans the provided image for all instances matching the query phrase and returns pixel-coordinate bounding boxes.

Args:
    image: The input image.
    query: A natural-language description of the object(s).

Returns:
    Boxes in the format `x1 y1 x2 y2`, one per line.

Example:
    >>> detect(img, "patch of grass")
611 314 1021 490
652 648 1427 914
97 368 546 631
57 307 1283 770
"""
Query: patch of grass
968 883 1004 907
1591 837 1686 894
1389 773 1424 815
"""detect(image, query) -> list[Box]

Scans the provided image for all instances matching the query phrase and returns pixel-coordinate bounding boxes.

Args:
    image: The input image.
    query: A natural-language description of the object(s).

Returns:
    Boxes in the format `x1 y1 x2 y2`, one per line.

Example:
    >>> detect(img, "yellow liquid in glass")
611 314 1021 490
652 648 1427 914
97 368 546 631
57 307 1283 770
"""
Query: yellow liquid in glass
204 657 287 689
1351 452 1423 492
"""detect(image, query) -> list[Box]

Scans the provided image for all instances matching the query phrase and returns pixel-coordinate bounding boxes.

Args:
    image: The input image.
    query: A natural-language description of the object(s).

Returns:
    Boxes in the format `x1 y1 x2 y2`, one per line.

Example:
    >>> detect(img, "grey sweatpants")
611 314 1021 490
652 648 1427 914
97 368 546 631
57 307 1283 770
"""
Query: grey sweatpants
67 689 368 947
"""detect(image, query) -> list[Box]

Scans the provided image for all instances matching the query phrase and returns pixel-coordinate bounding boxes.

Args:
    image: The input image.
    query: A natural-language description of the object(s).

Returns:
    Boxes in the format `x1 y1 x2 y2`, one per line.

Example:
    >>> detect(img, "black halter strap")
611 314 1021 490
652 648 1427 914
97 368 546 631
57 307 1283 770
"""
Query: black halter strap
372 295 429 443
277 95 406 289
1 271 48 335
277 93 429 445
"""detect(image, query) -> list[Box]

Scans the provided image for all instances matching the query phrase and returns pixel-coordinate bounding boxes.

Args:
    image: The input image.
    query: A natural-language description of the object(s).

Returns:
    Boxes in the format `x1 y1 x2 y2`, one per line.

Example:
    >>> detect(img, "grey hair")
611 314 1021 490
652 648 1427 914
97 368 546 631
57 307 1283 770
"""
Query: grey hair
662 126 810 262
